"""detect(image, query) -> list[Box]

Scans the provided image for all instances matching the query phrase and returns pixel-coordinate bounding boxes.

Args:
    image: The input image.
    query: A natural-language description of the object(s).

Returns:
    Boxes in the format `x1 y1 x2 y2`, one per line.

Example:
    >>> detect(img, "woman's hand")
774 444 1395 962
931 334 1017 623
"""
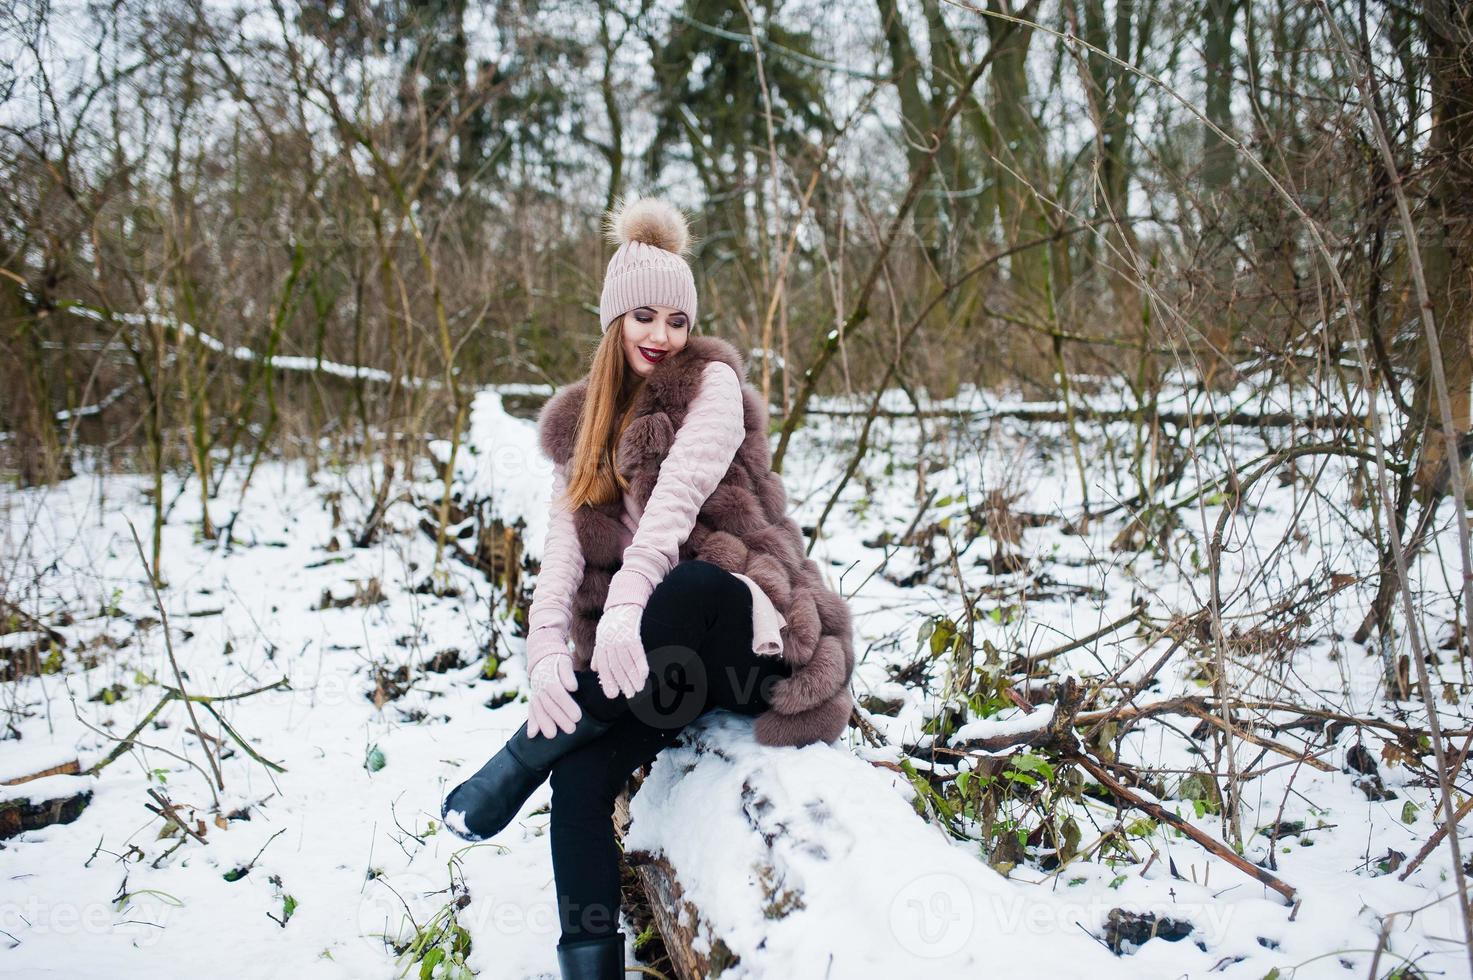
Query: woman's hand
527 652 581 737
526 624 571 671
591 602 648 699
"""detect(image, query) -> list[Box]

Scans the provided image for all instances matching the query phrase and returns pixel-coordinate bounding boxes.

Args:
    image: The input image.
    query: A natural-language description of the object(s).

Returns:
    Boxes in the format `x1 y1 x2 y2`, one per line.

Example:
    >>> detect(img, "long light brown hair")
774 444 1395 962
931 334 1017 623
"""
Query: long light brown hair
561 316 647 510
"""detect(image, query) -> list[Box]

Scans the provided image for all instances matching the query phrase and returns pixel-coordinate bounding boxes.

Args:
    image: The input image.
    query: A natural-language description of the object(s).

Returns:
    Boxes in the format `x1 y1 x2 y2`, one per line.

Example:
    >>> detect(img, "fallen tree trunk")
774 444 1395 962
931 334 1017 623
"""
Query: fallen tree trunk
606 710 1128 977
614 787 731 980
788 404 1358 429
0 758 94 840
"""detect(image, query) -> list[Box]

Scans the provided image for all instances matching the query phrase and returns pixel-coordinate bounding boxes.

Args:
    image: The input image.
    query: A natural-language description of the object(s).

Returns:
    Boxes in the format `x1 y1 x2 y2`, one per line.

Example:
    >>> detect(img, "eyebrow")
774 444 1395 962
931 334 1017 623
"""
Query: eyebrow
636 307 687 317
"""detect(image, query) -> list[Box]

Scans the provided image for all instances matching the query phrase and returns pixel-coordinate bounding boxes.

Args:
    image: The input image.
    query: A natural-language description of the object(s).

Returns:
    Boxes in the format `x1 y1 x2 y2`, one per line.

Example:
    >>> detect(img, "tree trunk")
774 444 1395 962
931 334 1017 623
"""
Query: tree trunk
1412 0 1473 499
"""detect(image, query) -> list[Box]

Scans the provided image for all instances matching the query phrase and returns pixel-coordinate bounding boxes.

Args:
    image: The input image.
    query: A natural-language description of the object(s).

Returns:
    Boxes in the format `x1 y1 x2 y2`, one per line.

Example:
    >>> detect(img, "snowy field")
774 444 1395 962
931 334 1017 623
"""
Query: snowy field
2 377 1470 978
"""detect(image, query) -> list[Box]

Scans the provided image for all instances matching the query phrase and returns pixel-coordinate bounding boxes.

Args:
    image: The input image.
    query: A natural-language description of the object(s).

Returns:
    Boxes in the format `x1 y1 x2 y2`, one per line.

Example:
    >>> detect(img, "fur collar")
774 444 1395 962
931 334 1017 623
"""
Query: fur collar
537 334 747 468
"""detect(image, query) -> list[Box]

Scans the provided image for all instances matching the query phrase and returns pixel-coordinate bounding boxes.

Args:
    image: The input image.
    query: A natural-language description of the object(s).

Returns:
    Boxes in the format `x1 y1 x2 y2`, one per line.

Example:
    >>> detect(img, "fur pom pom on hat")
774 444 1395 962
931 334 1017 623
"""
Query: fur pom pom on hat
598 193 698 333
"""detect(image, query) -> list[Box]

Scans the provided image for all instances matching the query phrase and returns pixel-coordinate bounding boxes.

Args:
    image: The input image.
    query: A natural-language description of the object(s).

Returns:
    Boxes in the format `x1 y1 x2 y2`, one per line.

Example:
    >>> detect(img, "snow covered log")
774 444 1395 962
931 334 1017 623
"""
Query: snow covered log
611 793 725 979
0 757 95 840
610 710 1133 978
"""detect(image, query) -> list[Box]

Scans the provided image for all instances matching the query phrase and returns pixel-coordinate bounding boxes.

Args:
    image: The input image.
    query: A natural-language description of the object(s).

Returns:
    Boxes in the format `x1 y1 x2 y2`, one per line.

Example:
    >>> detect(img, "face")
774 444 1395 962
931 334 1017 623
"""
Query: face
620 304 691 378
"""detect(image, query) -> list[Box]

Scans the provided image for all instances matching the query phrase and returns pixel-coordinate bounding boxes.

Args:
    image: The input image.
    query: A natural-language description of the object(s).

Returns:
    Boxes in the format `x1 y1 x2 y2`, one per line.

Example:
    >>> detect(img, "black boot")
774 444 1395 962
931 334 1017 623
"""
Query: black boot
441 707 618 842
556 931 626 980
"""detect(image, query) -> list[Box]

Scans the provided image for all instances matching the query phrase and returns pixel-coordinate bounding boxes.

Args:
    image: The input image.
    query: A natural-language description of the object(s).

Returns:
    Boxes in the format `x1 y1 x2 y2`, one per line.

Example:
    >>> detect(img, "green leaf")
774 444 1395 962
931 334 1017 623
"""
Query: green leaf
1010 752 1054 781
1125 817 1156 837
365 744 387 773
1059 817 1081 863
1178 772 1221 814
929 619 956 658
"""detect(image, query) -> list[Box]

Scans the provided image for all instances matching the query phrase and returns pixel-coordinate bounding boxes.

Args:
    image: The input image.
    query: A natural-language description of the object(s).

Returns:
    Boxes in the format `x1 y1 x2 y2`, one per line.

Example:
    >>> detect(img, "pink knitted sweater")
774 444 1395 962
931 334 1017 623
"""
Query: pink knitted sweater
526 360 787 664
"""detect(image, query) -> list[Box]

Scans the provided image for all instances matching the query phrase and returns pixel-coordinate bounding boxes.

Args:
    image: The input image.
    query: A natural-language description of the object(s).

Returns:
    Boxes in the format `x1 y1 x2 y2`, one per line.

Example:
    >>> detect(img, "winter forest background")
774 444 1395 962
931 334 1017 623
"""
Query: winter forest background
3 0 1473 977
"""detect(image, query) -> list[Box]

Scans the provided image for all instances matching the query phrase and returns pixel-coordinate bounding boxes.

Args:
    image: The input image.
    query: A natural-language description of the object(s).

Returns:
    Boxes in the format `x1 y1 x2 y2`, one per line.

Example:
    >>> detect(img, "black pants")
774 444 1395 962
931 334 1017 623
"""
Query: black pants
549 559 792 945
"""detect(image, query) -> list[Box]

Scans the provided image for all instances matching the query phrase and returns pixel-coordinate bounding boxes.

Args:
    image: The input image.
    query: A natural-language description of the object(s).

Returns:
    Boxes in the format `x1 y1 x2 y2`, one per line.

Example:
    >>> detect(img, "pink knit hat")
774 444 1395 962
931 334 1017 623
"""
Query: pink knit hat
598 194 698 333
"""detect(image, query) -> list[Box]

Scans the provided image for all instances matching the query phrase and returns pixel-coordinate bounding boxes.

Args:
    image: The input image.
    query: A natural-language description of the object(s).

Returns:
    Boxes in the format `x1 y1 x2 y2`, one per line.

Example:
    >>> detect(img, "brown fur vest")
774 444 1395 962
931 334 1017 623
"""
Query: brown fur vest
535 334 855 747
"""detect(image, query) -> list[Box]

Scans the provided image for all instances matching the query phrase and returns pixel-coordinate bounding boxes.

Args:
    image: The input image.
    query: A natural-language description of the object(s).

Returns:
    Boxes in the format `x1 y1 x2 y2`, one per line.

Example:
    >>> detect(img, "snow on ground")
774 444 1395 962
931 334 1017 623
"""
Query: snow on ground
1 375 1471 978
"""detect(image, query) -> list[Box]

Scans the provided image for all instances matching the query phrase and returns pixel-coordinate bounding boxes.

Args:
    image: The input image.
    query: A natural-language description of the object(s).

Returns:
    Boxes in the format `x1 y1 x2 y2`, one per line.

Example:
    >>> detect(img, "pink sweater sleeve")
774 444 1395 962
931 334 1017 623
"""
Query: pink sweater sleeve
605 360 746 609
526 459 586 644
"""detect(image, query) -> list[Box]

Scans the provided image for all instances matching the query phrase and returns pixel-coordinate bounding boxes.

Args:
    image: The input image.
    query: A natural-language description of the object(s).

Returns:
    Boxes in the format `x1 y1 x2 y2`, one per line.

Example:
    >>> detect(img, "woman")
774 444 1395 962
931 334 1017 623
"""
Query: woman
440 195 855 980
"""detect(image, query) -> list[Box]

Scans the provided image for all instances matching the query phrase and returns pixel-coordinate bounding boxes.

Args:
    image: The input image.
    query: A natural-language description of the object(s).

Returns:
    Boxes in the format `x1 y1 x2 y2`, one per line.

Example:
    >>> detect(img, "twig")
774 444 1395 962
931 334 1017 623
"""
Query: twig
844 488 939 600
144 788 209 844
1017 600 1147 669
1078 633 1188 743
126 518 224 791
87 678 292 777
1177 701 1335 773
1398 794 1473 882
1076 695 1473 744
1069 751 1296 903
